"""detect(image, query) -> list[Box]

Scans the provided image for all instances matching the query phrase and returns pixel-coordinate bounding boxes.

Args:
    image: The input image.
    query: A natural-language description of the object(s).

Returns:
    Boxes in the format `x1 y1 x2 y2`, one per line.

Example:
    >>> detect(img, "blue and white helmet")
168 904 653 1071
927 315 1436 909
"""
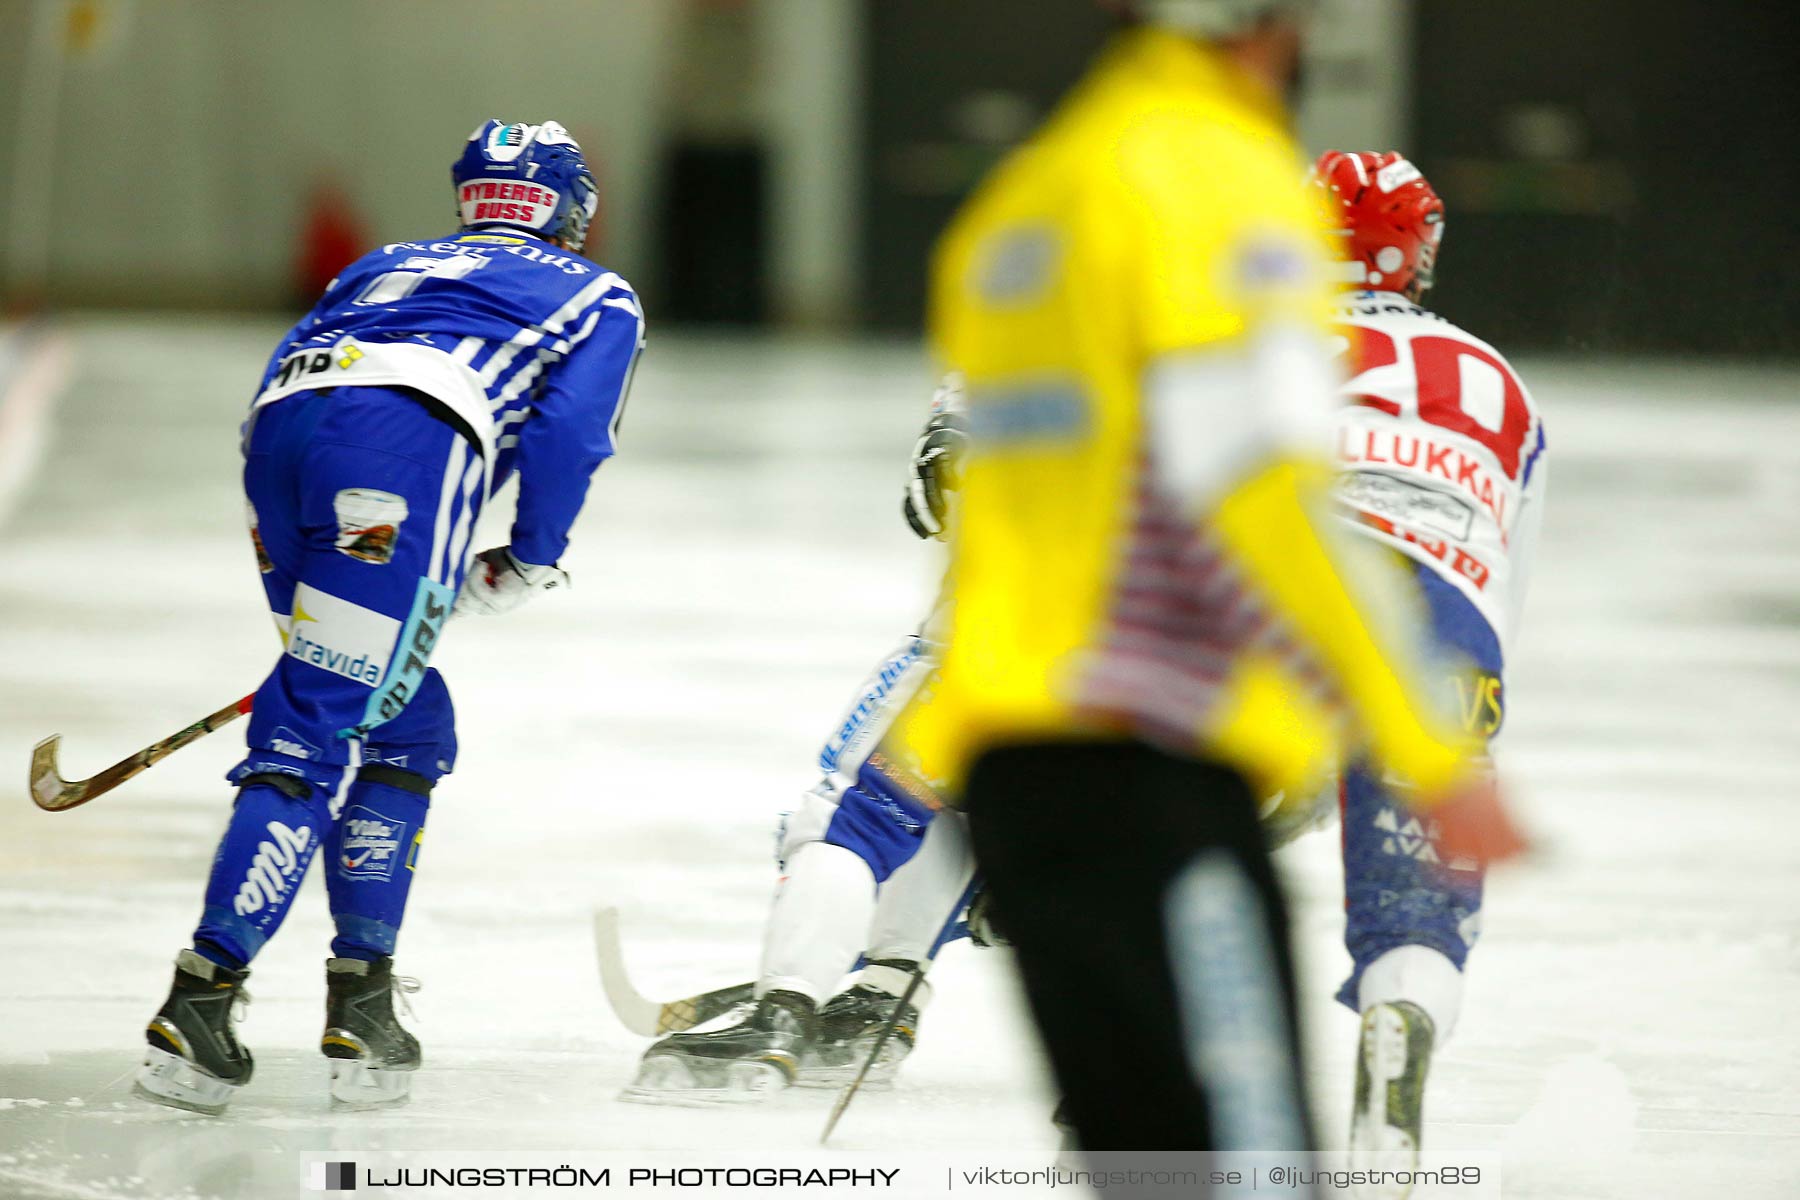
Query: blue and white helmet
452 119 599 252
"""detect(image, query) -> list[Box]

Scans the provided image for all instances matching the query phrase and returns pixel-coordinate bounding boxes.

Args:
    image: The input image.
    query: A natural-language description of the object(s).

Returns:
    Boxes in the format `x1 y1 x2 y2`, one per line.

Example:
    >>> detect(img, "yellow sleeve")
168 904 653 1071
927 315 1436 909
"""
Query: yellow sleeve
1119 118 1475 798
1211 461 1474 796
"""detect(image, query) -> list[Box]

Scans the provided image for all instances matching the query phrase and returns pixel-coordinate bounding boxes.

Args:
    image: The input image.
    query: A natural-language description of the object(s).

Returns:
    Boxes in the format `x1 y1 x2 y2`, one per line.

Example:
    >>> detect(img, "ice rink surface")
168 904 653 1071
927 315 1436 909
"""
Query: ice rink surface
0 315 1796 1199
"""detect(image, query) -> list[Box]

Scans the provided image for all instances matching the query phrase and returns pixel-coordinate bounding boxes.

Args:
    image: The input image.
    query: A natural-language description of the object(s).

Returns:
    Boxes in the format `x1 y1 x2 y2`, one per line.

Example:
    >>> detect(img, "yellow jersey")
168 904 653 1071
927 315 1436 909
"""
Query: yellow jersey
908 27 1474 803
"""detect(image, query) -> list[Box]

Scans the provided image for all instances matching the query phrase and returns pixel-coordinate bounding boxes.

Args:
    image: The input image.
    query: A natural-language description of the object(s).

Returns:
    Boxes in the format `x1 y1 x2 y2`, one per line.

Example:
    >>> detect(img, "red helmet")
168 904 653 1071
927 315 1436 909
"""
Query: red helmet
1310 151 1445 298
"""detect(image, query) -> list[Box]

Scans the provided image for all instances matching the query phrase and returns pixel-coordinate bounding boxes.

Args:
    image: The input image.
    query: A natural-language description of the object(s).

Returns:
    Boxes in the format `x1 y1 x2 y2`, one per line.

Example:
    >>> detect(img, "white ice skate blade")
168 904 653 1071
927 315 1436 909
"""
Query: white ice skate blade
134 1046 241 1116
793 1066 898 1090
793 1046 906 1090
328 1057 415 1110
619 1055 789 1108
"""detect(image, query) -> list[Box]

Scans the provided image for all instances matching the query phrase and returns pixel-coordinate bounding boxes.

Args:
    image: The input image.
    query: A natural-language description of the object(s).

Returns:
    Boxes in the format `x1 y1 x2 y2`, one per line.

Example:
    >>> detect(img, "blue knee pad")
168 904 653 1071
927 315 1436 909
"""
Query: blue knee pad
1335 762 1485 1011
326 775 430 960
194 780 332 967
361 668 458 783
820 763 938 883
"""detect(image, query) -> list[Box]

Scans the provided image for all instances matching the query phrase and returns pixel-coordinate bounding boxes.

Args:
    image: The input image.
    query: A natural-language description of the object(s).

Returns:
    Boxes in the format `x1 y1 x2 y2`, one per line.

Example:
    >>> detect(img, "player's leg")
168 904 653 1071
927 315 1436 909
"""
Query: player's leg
1339 759 1485 1183
1340 567 1498 1183
967 740 1315 1153
137 394 329 1114
316 668 457 1107
806 813 977 1086
625 772 939 1104
626 642 941 1103
141 388 478 1113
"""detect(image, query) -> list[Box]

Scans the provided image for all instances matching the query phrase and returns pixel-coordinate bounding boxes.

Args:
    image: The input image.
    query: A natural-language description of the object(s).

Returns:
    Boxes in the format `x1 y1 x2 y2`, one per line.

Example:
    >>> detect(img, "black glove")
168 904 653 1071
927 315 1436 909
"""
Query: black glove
902 409 970 540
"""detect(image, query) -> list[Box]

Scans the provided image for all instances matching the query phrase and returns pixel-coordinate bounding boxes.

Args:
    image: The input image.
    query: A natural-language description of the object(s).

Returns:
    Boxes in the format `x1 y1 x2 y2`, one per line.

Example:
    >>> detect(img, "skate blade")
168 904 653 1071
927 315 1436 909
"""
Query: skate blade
619 1054 789 1108
134 1047 241 1116
795 1037 910 1089
328 1057 416 1110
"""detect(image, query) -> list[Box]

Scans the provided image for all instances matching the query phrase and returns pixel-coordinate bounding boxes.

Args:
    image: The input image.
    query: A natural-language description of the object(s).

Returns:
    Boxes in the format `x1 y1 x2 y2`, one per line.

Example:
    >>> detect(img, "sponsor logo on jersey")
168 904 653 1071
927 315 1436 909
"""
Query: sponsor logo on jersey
345 577 454 737
1372 805 1438 864
1337 427 1511 531
819 645 923 774
863 754 943 818
269 340 368 390
1450 672 1504 737
337 804 409 882
232 820 313 917
268 726 321 761
966 383 1086 445
1335 471 1475 541
282 584 401 689
1349 508 1493 592
332 488 408 565
250 525 275 574
977 225 1061 303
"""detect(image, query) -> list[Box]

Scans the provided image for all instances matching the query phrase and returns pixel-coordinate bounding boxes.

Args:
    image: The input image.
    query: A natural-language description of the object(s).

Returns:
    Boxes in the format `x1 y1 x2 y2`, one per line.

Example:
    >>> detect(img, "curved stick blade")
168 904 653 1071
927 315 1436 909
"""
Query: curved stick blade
29 735 86 811
594 908 666 1037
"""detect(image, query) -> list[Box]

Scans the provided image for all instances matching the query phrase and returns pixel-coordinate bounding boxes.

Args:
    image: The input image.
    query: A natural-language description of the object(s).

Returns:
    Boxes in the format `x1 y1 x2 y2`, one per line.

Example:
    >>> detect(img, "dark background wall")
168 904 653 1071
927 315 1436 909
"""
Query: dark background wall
859 1 1800 357
859 1 1116 330
1414 1 1800 355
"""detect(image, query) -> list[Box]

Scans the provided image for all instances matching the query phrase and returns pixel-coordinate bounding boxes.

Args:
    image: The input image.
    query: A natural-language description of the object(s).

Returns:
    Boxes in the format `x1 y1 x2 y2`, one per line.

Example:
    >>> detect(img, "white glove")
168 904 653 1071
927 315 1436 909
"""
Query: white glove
454 547 569 617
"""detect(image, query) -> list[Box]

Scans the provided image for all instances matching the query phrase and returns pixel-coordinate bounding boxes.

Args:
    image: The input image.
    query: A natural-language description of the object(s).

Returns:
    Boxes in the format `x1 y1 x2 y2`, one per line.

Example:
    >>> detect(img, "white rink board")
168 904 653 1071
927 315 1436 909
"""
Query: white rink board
0 316 1795 1199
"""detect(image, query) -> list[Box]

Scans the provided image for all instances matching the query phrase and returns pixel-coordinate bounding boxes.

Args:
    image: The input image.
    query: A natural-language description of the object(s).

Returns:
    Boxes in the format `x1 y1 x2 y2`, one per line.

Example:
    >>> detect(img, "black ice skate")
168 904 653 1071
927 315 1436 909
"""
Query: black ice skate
135 949 254 1115
1349 1001 1437 1199
321 956 421 1108
797 973 922 1089
622 989 816 1107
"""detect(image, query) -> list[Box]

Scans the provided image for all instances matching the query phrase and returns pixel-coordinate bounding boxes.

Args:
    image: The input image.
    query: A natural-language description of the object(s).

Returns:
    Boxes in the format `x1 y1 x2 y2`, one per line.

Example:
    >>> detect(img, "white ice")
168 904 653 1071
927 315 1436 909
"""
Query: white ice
0 316 1796 1199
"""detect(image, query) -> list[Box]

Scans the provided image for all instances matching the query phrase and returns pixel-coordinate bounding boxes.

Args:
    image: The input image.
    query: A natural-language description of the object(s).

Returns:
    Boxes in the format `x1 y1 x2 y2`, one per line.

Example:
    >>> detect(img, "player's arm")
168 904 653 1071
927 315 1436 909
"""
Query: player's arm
1128 133 1474 799
457 283 644 616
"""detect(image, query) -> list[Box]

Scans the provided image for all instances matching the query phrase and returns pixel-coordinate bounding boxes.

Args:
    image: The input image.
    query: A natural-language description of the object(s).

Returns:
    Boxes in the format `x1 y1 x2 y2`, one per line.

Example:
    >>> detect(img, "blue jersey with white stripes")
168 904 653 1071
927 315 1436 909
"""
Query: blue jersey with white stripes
255 229 643 566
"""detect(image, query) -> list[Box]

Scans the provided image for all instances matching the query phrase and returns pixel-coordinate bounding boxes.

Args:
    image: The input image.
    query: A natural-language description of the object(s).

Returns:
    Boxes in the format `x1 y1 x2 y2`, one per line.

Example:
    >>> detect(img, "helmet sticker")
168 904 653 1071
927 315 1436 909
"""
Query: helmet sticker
485 122 537 163
533 121 578 148
1376 158 1423 193
458 178 563 230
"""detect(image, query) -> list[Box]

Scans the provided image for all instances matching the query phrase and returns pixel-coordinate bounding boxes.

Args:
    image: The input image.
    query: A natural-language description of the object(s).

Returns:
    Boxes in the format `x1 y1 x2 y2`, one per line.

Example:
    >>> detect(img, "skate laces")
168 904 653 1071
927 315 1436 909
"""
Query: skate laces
391 974 421 1020
230 988 253 1024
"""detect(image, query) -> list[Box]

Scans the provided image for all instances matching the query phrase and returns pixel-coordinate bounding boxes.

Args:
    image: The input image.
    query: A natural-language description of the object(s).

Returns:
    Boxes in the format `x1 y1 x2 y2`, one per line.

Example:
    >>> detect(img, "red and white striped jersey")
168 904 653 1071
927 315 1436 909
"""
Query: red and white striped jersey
1330 291 1547 660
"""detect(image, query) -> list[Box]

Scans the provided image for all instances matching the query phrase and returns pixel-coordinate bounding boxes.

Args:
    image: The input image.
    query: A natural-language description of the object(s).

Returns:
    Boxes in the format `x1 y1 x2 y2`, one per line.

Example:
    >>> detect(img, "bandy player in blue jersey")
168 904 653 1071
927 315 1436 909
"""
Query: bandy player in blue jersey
136 120 644 1115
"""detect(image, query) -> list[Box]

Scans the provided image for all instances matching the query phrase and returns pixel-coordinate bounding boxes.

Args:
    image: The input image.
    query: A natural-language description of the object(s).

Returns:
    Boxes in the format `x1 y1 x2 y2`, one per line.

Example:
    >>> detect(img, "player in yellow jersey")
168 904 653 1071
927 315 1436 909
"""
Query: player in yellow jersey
910 0 1522 1155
